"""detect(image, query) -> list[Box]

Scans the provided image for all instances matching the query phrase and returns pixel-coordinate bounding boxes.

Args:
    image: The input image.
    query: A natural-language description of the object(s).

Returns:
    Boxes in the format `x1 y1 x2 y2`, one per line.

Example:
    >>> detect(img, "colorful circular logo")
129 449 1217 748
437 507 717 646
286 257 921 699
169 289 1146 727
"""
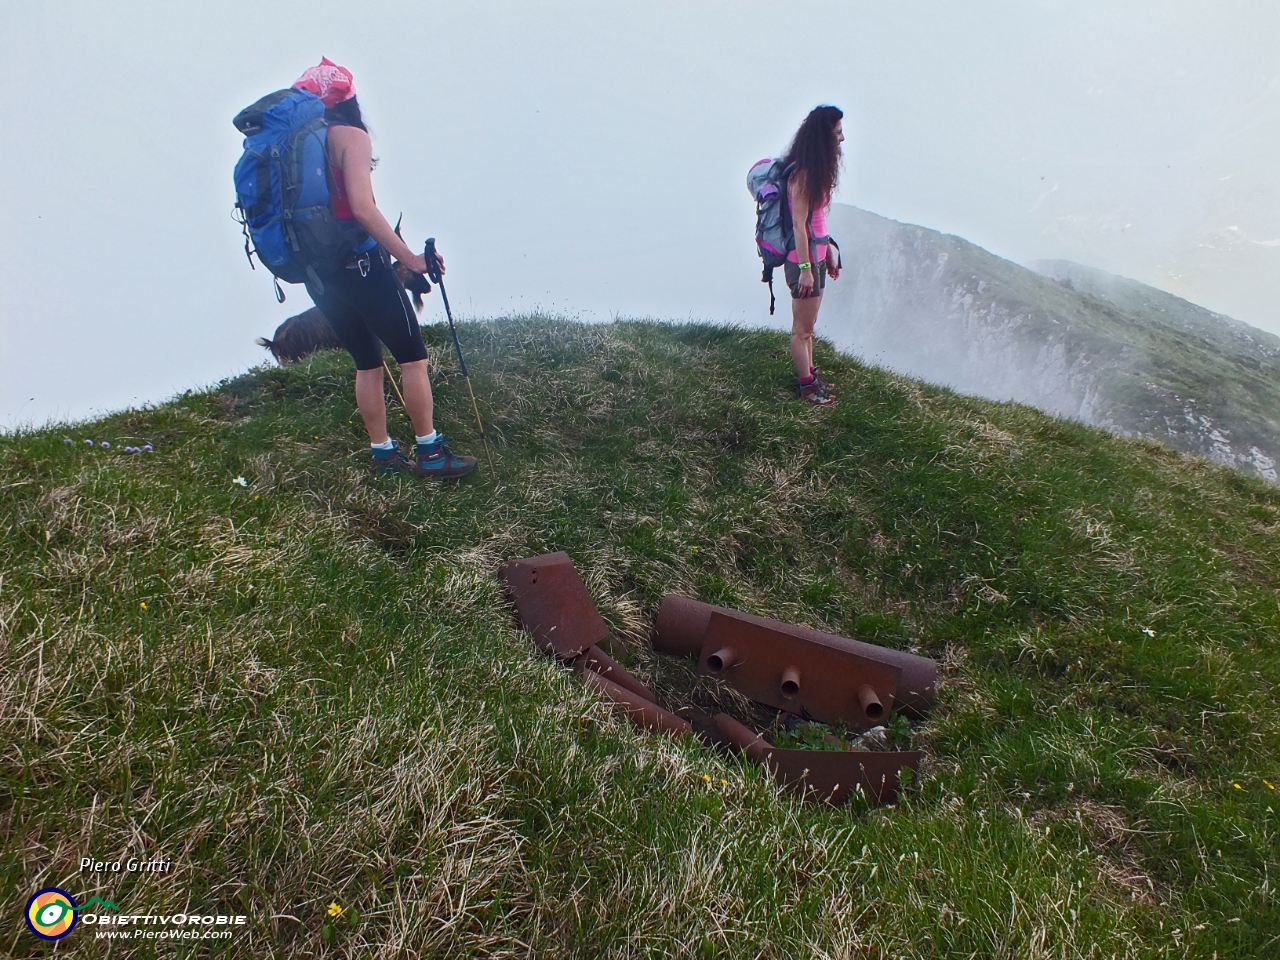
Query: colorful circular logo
26 888 78 941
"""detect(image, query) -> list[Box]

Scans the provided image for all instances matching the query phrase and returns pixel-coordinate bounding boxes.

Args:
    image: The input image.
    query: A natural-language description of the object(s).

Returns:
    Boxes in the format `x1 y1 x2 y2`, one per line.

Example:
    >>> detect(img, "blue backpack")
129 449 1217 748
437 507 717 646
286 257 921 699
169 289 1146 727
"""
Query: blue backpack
232 88 374 301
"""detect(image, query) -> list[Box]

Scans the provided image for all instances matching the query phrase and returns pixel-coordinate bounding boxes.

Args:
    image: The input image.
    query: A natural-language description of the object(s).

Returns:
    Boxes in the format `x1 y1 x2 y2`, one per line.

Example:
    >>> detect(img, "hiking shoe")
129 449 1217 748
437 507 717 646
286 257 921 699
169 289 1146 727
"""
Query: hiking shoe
416 437 478 480
811 366 836 393
797 377 834 405
369 440 424 477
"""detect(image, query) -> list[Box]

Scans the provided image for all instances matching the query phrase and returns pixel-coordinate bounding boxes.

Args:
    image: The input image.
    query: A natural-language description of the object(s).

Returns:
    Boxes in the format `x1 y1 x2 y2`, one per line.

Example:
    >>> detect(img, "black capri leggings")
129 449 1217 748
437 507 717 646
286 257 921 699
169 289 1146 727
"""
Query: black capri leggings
304 246 429 370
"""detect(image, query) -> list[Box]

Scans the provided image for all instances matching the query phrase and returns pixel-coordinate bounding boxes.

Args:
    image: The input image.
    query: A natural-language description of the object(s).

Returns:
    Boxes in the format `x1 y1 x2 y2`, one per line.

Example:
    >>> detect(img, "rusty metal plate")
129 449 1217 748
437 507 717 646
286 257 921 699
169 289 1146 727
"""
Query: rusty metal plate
700 611 901 729
503 552 609 658
655 595 937 718
712 713 917 806
766 748 921 806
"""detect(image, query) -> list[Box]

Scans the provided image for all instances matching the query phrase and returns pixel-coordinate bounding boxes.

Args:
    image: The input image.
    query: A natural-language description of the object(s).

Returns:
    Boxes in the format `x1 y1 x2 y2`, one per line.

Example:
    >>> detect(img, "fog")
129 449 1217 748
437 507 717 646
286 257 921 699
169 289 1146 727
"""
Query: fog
3 1 1277 428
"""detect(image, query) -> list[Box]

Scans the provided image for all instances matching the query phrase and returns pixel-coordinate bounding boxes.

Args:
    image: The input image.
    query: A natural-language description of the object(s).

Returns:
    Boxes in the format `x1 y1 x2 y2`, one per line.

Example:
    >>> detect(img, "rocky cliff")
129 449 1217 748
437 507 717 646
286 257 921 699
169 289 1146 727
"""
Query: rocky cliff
821 205 1280 480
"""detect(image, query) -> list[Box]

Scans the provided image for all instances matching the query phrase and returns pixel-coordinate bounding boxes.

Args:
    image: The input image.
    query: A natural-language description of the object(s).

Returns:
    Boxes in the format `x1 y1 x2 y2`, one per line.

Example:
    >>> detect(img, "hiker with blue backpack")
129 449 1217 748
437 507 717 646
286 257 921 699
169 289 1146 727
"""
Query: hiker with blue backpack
748 105 845 405
233 58 477 479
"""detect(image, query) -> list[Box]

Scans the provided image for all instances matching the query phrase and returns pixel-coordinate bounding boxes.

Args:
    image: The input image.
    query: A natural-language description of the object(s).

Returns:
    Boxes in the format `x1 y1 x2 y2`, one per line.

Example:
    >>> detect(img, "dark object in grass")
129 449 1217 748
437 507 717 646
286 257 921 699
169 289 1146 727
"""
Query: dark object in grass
256 307 344 365
585 672 692 738
502 552 610 658
713 713 920 806
654 596 937 718
573 645 657 703
256 262 431 365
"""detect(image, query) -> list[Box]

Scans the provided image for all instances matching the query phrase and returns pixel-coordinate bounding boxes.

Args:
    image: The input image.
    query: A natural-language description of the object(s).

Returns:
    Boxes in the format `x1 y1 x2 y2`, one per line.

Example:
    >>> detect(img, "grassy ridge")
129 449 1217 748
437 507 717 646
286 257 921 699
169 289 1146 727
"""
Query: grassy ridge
2 317 1277 958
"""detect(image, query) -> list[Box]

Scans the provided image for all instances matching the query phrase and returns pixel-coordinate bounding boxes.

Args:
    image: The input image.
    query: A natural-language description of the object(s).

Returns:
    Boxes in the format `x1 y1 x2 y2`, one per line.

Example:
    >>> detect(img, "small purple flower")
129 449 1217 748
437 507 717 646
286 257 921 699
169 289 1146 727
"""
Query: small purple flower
143 444 154 453
85 439 94 446
100 441 111 449
63 439 72 445
125 446 138 454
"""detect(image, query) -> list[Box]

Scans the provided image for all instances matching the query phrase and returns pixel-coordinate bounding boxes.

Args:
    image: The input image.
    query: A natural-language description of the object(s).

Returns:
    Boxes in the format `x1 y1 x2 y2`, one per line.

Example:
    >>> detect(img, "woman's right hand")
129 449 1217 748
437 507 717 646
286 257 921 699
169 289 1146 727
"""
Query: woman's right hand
797 268 815 297
400 250 445 277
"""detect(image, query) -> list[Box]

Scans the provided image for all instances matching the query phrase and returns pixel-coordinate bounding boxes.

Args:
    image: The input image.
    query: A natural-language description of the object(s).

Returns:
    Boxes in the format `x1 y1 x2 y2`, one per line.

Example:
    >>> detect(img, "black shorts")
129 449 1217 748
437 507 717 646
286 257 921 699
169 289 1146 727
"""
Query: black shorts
784 258 828 299
304 246 429 370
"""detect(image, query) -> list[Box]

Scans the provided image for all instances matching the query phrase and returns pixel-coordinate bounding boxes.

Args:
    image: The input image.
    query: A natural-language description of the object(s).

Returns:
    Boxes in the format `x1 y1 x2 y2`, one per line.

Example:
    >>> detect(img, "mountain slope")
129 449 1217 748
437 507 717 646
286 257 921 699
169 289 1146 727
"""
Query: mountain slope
2 318 1278 957
823 205 1280 480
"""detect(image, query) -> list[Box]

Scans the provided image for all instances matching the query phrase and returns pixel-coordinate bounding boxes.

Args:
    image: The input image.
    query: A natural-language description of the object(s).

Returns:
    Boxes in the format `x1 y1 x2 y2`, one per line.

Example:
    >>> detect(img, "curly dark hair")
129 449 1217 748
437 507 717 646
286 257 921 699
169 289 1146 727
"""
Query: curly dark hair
782 105 844 210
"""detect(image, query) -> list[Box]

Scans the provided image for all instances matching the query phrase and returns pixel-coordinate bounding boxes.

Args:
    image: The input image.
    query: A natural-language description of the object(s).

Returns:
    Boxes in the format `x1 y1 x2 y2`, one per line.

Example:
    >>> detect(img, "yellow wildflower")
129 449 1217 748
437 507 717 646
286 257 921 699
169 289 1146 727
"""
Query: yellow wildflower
327 902 342 918
1265 780 1275 791
139 602 147 610
1233 783 1243 790
701 774 711 782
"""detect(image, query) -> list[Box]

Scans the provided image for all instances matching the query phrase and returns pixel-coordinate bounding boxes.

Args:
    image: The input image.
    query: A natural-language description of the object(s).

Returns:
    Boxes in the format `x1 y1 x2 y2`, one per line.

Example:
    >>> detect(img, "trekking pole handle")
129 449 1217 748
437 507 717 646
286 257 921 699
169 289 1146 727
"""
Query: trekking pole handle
423 237 443 285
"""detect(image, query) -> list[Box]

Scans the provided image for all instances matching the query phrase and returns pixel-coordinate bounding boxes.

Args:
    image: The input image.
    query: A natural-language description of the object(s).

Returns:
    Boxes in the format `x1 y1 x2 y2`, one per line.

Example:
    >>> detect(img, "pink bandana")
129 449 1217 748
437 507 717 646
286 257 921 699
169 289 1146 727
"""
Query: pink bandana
292 57 355 108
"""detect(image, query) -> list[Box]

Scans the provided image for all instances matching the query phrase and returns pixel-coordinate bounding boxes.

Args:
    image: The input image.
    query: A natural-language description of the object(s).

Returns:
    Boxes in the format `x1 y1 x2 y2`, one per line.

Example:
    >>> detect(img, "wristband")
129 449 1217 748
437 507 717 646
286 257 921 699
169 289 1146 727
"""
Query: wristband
798 261 812 270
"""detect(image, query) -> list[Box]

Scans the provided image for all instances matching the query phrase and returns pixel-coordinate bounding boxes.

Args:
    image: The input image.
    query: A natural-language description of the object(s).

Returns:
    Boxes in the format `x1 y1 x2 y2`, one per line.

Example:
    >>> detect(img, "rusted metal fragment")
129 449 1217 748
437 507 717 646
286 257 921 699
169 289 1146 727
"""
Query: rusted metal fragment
654 595 937 717
585 672 692 737
652 595 709 657
572 645 656 703
712 713 774 764
700 612 900 730
713 714 920 806
502 552 609 658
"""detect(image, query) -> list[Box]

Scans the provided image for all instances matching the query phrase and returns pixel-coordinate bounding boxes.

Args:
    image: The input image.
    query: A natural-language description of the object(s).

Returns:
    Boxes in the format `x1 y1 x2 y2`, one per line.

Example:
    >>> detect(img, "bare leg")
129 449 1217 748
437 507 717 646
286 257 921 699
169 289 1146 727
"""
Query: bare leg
354 367 390 444
398 359 435 438
790 293 823 379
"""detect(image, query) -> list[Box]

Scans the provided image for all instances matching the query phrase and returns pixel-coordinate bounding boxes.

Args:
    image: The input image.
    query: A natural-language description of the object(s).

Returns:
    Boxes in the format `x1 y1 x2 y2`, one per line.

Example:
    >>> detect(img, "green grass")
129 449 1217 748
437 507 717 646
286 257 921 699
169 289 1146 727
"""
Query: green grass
2 316 1277 958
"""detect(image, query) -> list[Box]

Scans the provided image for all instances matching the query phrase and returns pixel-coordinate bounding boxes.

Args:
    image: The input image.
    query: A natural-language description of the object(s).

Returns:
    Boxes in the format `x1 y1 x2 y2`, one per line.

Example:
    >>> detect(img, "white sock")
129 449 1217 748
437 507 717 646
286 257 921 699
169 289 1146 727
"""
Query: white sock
416 431 438 447
371 438 395 452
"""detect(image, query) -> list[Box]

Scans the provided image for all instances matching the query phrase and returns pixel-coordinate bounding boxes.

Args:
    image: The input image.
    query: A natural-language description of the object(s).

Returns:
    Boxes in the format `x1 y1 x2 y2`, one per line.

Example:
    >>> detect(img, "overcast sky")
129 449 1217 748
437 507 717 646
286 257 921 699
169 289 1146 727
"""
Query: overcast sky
2 1 1277 428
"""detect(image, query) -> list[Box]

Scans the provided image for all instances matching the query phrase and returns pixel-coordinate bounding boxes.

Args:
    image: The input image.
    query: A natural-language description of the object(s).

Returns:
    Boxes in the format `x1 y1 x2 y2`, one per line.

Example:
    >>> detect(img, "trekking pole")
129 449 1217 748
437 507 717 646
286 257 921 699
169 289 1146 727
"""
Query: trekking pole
382 360 407 409
424 238 493 477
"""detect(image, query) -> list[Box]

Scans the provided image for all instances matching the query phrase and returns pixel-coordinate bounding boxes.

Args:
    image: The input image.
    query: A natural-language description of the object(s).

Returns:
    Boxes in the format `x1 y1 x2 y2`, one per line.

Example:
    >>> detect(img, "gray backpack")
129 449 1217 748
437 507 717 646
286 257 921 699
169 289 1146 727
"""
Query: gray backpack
747 158 796 314
748 158 838 314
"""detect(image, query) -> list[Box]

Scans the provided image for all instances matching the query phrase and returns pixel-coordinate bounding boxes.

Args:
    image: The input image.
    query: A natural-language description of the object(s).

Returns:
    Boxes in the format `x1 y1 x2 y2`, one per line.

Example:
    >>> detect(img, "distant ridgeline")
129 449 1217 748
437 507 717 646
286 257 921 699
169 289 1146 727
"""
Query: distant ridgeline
824 205 1280 481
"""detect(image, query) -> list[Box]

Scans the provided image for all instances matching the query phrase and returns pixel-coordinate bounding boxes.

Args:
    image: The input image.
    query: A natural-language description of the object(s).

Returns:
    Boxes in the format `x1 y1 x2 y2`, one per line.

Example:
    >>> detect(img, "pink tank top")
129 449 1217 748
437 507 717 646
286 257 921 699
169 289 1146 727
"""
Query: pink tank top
329 163 355 221
786 193 829 264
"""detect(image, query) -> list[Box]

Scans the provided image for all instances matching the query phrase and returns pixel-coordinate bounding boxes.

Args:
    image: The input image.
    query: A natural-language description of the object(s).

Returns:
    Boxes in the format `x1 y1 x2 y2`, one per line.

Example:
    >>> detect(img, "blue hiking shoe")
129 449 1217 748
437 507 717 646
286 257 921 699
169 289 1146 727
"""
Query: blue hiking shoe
369 440 426 477
416 437 478 480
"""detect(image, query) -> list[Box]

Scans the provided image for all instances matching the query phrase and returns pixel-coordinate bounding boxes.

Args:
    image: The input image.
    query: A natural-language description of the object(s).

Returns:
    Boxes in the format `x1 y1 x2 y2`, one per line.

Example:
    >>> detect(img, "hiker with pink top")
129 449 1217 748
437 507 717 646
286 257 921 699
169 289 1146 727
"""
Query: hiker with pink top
747 106 846 405
783 106 845 405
